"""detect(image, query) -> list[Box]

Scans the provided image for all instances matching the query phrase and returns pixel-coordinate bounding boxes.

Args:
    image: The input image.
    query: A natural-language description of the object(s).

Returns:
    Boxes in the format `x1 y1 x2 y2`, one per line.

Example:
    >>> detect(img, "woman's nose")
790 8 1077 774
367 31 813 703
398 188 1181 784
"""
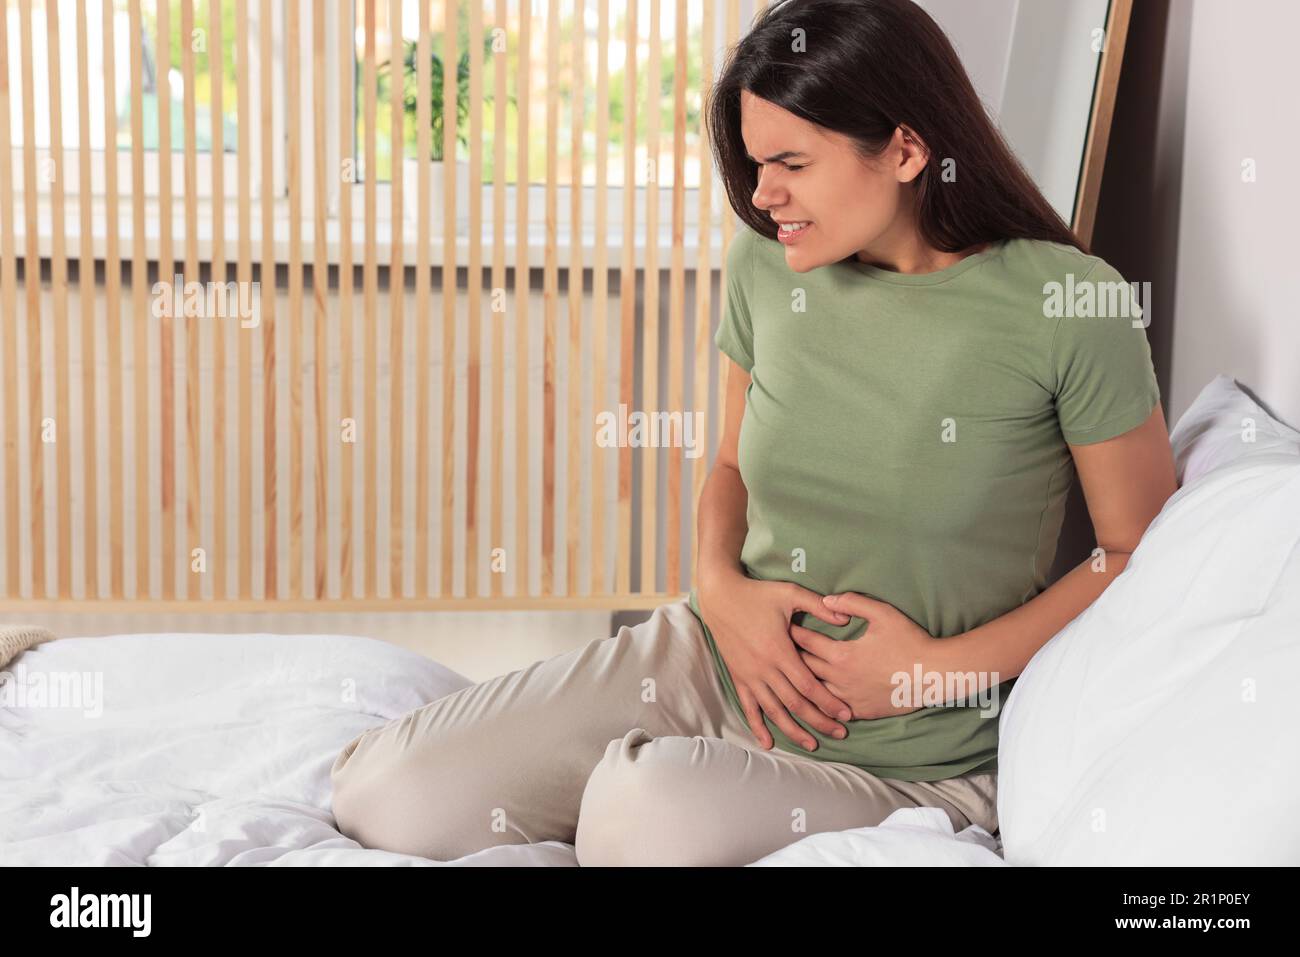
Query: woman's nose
751 166 785 210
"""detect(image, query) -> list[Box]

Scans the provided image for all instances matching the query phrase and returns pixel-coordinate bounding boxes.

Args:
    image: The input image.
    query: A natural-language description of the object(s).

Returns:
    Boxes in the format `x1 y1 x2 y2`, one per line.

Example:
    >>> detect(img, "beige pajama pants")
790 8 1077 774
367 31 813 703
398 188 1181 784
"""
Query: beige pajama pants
329 597 999 866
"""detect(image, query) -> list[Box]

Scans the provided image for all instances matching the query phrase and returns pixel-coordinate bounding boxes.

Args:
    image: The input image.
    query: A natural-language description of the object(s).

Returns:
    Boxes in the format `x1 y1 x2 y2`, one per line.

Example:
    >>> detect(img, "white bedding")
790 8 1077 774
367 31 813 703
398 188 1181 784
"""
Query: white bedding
0 630 1000 866
997 376 1300 865
0 633 572 866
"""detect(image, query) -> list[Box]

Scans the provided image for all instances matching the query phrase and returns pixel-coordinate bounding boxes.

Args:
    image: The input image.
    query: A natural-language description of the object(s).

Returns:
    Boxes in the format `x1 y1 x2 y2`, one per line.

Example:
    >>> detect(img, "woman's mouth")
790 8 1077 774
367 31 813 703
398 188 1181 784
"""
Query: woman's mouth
776 221 813 244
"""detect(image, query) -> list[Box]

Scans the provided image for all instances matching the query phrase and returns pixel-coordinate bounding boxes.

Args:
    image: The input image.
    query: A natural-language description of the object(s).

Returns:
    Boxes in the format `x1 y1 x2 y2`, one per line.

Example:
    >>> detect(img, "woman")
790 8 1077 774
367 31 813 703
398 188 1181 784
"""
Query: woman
330 0 1178 866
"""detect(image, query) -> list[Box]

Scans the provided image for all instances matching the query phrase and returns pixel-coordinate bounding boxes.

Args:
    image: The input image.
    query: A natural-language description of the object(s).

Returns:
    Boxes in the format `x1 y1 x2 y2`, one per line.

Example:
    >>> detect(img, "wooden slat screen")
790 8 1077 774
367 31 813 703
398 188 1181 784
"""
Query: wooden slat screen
0 0 750 611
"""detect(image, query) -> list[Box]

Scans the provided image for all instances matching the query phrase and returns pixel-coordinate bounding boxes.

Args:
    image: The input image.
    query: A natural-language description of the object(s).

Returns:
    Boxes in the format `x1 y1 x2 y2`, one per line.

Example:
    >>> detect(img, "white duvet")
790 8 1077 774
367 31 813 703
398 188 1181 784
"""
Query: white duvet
0 630 1001 866
0 633 573 866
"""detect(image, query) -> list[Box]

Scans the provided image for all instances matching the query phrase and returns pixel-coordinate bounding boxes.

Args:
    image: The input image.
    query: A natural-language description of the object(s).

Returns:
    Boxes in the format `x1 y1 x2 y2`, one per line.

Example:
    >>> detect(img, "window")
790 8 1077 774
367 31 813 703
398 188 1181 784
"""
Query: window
351 0 709 187
346 0 727 242
3 0 739 256
2 0 275 201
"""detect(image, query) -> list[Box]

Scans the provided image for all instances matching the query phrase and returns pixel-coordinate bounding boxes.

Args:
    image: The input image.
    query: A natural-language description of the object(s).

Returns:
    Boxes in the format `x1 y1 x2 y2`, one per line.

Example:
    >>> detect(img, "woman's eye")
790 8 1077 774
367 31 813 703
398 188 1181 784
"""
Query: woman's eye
785 164 806 172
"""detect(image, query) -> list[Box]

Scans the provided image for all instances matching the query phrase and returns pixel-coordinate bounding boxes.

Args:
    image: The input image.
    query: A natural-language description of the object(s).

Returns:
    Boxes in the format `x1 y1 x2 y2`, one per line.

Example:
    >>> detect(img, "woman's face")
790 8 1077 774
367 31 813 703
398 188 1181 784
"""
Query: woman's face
739 90 927 273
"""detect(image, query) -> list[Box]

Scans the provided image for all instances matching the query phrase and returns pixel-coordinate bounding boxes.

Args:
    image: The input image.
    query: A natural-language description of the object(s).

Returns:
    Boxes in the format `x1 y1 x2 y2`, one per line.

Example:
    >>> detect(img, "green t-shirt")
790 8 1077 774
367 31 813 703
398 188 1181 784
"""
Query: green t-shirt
687 226 1160 782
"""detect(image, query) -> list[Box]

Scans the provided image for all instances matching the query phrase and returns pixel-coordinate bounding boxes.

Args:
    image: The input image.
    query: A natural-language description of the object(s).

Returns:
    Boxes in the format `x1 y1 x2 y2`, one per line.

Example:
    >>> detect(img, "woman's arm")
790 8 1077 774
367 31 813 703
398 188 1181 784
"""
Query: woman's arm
934 402 1179 683
696 359 751 592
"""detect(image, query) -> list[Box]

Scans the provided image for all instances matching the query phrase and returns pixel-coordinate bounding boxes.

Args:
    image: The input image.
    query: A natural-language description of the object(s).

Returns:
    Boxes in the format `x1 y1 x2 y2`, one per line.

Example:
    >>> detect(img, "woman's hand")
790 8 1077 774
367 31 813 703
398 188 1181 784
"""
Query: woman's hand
697 568 856 751
789 591 942 721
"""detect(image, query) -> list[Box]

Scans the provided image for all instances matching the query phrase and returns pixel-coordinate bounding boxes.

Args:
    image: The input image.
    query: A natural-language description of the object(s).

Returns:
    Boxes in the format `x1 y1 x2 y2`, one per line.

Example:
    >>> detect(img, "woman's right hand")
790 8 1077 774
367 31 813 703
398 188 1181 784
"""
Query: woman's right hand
697 568 855 752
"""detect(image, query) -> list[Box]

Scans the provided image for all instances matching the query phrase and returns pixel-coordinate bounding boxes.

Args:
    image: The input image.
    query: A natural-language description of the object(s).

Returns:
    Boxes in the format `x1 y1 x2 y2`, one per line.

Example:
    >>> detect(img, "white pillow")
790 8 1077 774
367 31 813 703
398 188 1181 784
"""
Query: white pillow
998 375 1300 865
1169 373 1300 485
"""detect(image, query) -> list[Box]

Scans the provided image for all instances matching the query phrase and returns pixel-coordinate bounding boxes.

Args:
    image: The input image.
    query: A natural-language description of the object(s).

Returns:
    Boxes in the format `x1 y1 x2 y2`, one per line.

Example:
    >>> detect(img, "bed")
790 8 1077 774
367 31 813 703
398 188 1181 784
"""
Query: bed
0 624 1004 866
3 375 1297 866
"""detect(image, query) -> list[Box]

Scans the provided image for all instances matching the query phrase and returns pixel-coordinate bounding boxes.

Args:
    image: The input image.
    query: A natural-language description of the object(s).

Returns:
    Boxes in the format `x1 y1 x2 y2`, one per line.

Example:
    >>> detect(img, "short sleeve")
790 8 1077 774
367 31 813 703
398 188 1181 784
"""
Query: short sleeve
1050 259 1161 445
715 228 755 373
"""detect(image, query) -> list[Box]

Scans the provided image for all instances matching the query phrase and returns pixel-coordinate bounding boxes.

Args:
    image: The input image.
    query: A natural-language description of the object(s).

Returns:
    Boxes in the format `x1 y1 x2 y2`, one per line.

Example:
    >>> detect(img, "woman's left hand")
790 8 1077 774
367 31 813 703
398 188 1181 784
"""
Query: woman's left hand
789 591 943 721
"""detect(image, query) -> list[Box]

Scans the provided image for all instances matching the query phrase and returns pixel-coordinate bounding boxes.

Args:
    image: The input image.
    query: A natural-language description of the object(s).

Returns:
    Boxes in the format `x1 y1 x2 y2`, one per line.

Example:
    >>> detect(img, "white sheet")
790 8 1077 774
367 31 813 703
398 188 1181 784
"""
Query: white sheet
0 630 995 866
750 807 1004 866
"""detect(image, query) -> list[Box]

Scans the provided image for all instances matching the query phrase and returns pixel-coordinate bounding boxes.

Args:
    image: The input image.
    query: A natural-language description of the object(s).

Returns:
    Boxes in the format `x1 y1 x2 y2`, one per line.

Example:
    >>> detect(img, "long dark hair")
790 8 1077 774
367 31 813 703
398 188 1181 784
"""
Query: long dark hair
704 0 1088 255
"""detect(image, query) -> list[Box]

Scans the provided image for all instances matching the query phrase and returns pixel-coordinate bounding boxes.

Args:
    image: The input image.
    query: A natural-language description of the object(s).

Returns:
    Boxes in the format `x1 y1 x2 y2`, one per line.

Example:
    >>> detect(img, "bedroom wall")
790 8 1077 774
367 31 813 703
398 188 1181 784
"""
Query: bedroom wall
1051 0 1299 581
1097 0 1299 435
1160 0 1300 432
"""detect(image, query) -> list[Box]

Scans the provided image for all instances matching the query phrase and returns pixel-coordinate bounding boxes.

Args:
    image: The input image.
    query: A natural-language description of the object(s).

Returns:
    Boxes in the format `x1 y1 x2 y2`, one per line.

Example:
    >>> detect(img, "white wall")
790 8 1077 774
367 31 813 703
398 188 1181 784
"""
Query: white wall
1161 0 1300 431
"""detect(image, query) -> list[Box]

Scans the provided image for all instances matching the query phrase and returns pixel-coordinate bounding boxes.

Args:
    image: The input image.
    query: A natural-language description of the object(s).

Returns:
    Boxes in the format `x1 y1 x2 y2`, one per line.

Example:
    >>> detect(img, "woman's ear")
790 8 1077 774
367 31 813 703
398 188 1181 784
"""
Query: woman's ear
894 124 931 184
